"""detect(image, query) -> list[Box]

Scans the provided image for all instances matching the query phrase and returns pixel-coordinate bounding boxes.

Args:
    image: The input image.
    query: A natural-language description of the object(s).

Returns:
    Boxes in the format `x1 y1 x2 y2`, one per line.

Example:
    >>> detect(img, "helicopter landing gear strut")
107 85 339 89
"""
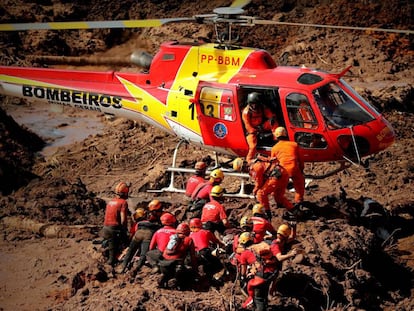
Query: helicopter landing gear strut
148 139 254 199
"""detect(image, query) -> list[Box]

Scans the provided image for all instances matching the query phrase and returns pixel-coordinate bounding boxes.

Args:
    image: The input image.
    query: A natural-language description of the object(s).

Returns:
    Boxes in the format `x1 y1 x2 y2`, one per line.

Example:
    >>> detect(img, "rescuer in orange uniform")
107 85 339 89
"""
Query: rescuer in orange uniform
271 127 305 218
242 92 278 163
102 181 130 266
249 158 294 220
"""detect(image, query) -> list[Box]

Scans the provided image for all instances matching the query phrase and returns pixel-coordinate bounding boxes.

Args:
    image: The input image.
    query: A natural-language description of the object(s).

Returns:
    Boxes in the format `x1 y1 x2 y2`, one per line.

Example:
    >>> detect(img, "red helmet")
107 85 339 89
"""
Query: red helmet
195 161 207 171
176 223 190 236
160 212 176 226
115 182 129 196
189 218 202 230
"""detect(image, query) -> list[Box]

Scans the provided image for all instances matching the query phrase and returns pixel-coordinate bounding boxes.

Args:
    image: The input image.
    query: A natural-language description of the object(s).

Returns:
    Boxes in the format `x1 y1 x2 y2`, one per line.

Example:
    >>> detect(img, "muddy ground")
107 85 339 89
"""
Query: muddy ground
0 1 413 310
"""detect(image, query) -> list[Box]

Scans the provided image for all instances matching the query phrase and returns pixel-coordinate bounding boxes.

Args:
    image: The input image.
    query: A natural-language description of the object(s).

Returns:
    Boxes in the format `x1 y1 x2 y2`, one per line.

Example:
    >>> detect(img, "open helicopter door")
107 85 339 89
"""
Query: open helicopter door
194 82 247 156
280 89 351 179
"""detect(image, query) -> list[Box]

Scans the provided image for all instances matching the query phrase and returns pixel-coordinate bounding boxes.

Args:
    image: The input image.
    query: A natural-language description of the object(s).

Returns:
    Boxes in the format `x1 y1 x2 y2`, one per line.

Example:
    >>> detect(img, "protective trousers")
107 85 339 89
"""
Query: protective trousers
102 225 123 266
285 166 305 203
256 173 293 212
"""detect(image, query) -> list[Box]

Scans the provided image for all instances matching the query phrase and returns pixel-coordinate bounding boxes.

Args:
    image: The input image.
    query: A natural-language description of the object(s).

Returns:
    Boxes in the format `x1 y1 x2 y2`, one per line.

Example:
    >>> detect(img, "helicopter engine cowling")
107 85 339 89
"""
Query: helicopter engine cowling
130 51 153 70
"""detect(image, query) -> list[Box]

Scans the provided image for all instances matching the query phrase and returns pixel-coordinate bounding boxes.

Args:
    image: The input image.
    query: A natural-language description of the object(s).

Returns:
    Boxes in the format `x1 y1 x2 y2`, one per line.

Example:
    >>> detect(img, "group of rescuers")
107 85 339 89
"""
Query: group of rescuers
102 92 306 310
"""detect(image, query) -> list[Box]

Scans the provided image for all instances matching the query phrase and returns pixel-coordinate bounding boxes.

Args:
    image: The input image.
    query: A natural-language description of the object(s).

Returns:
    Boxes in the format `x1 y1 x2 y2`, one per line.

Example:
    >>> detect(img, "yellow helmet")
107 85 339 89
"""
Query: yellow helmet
240 216 253 229
211 185 224 198
238 232 253 245
233 157 244 172
252 203 266 215
133 208 146 221
209 168 224 183
277 224 291 238
274 126 287 138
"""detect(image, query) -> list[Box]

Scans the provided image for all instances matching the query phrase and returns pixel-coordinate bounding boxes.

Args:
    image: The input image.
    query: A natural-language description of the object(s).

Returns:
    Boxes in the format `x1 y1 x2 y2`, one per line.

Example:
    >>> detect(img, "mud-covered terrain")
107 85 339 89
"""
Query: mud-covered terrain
0 1 413 310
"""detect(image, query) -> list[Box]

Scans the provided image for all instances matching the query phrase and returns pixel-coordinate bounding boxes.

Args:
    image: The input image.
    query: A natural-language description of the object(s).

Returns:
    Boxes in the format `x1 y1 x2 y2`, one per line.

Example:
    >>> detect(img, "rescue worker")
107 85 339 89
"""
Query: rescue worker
187 168 224 219
249 157 294 220
159 222 197 289
146 212 177 273
232 215 254 253
251 203 277 244
185 161 207 197
189 218 224 282
270 223 297 263
200 185 229 235
242 92 278 163
271 126 305 219
102 181 130 266
120 202 162 276
233 232 256 295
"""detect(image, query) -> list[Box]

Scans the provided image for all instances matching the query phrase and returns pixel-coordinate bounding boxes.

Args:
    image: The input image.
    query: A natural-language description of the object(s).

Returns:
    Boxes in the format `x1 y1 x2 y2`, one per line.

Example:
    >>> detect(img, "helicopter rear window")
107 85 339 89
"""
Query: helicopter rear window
313 82 375 128
298 73 323 85
286 93 318 129
199 87 235 121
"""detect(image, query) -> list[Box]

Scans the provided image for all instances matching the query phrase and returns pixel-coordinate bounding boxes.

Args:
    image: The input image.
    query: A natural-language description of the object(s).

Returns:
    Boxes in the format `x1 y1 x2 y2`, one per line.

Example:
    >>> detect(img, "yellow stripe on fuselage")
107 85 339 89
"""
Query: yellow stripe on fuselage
167 44 253 135
116 76 171 131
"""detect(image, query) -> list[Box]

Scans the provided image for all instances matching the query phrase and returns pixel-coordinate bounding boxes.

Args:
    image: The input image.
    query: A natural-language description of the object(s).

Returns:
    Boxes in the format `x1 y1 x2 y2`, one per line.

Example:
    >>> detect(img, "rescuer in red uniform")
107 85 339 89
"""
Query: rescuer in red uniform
159 223 197 289
146 212 177 273
102 181 130 266
185 161 207 197
189 218 224 282
250 203 277 243
201 185 229 235
242 92 278 163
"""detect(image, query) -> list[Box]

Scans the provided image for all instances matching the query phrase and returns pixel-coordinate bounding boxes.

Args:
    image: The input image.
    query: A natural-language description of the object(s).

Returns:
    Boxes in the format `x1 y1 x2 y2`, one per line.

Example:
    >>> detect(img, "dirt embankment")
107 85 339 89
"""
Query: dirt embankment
0 1 413 310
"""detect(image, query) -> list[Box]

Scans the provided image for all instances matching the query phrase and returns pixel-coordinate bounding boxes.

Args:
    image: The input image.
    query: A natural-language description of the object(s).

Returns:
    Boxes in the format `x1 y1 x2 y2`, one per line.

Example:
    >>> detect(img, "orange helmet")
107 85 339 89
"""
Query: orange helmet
277 224 291 238
115 182 129 196
160 212 176 226
252 203 265 216
148 199 162 211
209 168 224 183
176 223 190 236
189 218 202 231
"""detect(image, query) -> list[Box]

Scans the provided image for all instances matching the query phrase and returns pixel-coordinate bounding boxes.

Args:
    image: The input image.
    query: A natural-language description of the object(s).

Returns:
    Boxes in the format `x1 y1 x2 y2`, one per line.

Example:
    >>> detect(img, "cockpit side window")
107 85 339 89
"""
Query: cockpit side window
199 87 235 121
286 93 318 129
313 83 375 129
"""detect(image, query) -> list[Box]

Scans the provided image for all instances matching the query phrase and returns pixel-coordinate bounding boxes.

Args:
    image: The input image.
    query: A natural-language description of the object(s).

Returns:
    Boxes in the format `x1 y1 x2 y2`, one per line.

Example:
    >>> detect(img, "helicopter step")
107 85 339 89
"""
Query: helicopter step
148 167 254 199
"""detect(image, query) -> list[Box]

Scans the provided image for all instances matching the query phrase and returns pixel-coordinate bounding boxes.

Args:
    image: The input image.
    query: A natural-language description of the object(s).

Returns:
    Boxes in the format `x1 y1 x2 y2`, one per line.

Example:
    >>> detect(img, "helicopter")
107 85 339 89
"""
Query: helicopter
0 1 406 196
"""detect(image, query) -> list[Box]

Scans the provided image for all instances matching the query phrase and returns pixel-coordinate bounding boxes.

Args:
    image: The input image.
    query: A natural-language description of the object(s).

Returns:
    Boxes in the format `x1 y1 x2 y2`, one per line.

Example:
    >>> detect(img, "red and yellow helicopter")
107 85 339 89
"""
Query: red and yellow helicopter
0 1 407 195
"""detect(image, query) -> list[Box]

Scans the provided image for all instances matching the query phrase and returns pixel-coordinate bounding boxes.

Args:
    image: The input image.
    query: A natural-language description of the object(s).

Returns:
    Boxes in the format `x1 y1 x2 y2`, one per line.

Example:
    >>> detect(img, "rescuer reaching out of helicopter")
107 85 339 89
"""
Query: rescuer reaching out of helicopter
242 92 278 163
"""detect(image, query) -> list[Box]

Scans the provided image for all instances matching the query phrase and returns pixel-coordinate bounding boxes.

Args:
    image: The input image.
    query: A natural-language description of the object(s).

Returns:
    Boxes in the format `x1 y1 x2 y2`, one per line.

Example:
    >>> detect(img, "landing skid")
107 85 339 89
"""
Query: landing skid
148 140 254 199
304 161 352 180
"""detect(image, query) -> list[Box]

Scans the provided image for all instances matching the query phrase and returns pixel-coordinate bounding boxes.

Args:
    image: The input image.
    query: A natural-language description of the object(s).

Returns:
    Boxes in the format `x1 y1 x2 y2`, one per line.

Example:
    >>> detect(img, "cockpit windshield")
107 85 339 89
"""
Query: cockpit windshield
313 82 375 129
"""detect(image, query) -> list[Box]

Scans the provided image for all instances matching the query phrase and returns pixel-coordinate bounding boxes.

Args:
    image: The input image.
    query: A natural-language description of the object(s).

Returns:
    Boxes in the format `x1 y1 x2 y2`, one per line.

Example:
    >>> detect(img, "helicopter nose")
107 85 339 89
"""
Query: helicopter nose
376 116 396 151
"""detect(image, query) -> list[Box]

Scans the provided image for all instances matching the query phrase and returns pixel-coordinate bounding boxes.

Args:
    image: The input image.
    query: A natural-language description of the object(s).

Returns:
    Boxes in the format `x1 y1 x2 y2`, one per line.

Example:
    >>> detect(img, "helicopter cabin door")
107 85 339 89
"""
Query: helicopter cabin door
194 82 247 155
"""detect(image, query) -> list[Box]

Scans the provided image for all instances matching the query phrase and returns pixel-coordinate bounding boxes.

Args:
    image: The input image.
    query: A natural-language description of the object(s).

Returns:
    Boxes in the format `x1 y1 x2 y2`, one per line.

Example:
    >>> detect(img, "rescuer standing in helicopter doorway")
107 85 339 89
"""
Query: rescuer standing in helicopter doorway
102 182 130 266
242 92 278 163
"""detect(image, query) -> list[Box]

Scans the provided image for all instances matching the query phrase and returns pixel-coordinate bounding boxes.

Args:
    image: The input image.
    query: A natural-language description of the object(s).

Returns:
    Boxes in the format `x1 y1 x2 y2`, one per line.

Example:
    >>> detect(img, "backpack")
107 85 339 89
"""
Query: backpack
248 242 278 274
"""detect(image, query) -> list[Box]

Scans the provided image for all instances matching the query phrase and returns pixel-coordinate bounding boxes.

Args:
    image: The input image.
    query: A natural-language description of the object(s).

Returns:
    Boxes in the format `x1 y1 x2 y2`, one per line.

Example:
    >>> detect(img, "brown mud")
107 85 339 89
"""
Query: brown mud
0 1 413 310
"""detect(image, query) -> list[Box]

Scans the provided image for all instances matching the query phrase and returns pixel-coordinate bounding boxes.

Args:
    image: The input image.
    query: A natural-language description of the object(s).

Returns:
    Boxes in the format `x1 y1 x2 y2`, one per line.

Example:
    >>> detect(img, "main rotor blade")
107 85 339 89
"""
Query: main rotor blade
0 17 194 31
253 19 414 35
230 0 251 9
